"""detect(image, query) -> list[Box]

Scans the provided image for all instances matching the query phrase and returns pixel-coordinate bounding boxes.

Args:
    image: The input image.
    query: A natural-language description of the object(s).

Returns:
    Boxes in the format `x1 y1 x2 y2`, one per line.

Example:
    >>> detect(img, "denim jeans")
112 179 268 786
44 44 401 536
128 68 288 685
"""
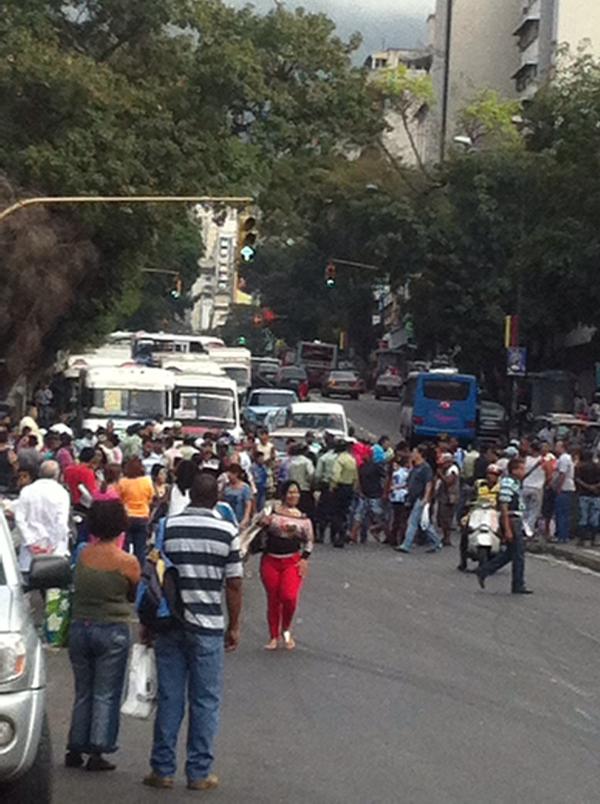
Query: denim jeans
67 621 130 754
401 499 442 551
151 628 224 783
127 517 149 565
479 521 526 592
578 495 600 532
555 491 575 543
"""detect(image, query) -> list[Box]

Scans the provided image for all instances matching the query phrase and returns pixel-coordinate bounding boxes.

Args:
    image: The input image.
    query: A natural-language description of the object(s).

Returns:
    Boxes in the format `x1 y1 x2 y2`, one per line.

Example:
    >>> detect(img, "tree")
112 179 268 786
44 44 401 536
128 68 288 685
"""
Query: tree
0 0 384 387
455 90 522 150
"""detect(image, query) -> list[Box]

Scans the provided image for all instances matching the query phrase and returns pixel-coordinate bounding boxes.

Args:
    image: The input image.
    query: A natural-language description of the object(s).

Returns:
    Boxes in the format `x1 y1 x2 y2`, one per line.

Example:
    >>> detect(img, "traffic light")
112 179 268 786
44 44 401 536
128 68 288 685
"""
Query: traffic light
325 261 336 288
170 273 182 299
238 210 258 265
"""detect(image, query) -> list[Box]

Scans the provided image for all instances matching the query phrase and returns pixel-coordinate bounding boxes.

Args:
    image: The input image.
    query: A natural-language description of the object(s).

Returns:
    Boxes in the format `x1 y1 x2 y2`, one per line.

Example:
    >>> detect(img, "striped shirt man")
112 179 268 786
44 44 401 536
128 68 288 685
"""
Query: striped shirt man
164 506 243 636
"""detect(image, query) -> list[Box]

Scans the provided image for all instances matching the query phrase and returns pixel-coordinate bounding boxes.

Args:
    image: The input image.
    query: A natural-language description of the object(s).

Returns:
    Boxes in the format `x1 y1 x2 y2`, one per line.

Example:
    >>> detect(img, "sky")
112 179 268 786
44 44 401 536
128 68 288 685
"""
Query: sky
228 0 436 60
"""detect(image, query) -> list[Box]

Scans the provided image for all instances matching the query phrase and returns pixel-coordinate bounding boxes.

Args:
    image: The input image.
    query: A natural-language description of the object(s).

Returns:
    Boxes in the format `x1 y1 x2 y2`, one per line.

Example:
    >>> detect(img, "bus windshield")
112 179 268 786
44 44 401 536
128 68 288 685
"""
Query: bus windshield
175 391 236 426
89 389 166 419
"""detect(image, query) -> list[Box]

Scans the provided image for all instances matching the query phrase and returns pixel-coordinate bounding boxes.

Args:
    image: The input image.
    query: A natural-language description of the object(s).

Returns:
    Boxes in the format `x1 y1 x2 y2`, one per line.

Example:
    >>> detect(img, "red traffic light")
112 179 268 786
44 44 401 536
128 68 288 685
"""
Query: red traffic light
262 308 277 325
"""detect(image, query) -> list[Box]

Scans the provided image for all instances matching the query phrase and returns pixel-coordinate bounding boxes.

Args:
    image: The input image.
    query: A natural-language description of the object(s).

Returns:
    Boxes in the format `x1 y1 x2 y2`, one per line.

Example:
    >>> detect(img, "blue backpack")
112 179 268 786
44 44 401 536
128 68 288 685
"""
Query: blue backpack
135 518 184 632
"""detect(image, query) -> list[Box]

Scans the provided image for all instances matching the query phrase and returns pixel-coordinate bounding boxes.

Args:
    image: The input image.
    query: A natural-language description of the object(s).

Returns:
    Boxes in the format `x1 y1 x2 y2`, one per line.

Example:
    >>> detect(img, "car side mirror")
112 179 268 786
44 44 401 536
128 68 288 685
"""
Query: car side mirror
26 556 72 591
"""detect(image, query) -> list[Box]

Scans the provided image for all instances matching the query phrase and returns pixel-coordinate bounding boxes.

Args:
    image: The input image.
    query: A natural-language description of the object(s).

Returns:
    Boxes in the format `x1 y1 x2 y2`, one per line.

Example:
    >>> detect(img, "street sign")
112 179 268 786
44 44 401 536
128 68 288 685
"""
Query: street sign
507 347 527 377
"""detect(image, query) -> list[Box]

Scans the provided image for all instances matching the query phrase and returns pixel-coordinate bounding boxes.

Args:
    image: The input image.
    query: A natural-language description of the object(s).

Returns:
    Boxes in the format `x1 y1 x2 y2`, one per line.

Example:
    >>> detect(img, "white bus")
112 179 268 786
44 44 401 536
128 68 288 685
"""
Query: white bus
172 374 241 438
133 332 225 362
81 366 175 432
207 347 252 397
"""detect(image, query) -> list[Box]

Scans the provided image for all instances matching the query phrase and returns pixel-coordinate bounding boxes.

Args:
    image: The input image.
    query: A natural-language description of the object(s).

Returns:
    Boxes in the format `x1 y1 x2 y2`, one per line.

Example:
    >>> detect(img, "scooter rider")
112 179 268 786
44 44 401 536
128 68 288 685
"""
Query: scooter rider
457 463 501 571
476 457 533 595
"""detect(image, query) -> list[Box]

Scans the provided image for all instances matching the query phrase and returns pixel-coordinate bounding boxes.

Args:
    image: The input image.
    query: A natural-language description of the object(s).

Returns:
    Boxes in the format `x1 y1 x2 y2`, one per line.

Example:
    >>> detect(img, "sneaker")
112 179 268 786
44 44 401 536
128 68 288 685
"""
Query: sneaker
512 588 534 595
187 774 219 791
476 568 486 589
394 544 411 553
143 771 175 789
425 544 442 554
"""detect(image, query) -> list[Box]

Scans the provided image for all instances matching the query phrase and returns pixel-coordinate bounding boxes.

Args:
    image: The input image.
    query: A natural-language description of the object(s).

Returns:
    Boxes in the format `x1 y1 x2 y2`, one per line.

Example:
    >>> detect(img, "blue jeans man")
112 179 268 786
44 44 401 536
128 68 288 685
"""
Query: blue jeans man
398 498 442 553
555 491 575 543
478 520 527 593
149 628 224 786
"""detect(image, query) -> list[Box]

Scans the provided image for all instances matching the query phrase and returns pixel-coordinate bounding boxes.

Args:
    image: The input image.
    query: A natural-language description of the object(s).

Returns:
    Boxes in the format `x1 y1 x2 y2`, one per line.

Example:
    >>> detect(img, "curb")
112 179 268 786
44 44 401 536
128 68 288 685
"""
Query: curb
526 541 600 573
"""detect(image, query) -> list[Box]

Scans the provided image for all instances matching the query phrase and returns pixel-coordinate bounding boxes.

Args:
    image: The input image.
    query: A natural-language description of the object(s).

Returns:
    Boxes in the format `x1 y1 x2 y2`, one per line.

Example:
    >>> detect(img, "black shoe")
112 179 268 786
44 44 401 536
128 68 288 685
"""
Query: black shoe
457 563 467 572
476 569 486 589
512 588 534 595
65 751 84 769
86 754 116 772
333 542 345 549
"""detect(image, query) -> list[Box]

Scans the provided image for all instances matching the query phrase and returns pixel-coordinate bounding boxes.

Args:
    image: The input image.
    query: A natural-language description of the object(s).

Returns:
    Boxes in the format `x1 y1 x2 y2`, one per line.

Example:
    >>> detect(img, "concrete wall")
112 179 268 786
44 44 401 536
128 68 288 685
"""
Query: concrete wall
428 0 522 161
554 0 600 59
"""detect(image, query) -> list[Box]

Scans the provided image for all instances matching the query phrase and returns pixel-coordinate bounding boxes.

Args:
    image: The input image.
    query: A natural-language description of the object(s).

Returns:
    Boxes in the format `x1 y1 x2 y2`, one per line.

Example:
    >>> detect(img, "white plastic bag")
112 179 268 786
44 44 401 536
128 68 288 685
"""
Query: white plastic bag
121 644 157 719
420 502 431 531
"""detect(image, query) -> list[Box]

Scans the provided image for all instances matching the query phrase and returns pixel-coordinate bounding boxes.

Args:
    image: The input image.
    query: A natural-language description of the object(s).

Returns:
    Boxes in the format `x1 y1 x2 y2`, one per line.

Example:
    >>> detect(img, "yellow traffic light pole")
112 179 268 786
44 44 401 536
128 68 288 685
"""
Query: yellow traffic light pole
0 194 254 223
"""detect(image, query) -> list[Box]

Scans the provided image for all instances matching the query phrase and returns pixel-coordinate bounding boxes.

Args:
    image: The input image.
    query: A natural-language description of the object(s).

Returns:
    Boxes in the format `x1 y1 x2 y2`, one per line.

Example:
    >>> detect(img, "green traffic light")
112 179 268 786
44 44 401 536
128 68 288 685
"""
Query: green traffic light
326 279 335 288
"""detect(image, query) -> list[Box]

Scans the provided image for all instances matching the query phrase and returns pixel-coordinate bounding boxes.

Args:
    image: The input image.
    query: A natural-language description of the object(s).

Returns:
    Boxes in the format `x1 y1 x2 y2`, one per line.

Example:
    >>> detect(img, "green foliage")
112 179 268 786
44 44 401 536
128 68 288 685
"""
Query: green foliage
455 90 522 149
0 0 382 383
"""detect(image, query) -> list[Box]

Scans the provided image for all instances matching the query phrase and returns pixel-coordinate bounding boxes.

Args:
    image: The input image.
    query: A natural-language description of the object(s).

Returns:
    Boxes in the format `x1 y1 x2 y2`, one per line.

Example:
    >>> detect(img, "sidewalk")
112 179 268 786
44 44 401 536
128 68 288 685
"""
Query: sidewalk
526 539 600 573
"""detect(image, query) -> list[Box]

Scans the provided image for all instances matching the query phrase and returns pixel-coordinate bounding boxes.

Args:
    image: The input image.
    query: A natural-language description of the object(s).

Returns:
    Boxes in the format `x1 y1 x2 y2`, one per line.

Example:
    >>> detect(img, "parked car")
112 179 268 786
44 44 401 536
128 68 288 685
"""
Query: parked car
374 373 403 400
477 400 509 443
0 509 71 802
275 366 308 394
321 370 363 400
243 388 298 427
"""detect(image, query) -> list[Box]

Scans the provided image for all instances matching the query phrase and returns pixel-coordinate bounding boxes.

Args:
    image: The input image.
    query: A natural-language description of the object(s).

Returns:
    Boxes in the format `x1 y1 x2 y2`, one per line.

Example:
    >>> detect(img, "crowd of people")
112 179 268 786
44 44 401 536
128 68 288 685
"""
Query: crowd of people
1 400 596 789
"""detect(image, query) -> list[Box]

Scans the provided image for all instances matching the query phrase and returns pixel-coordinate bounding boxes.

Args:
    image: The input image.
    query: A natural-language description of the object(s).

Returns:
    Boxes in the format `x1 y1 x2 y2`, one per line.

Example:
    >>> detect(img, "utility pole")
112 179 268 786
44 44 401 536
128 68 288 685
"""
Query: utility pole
440 0 454 162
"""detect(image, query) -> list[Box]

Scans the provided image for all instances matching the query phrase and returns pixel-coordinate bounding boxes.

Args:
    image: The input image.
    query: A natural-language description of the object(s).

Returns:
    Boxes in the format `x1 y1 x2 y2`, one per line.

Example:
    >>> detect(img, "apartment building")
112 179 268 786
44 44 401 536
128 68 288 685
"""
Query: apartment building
427 0 522 162
514 0 600 99
189 206 239 332
364 47 433 166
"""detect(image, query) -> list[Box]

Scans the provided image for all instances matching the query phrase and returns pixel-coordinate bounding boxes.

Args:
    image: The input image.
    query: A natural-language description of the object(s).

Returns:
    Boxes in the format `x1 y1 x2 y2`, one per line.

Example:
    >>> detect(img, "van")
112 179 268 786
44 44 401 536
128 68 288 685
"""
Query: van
399 372 478 446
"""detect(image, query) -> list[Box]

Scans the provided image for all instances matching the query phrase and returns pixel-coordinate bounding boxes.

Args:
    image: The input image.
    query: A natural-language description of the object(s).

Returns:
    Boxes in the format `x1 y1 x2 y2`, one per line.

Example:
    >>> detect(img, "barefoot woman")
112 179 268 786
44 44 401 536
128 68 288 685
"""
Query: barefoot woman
260 481 314 650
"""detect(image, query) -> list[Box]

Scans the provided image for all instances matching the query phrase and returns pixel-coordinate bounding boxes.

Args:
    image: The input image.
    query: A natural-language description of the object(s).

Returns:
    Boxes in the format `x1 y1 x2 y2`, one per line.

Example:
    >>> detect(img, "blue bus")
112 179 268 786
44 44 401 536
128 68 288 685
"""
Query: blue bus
399 372 478 446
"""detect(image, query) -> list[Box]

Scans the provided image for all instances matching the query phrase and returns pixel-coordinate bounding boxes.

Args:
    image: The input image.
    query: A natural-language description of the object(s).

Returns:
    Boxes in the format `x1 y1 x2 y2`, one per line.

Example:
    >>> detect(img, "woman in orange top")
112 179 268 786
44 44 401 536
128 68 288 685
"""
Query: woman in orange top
118 457 154 565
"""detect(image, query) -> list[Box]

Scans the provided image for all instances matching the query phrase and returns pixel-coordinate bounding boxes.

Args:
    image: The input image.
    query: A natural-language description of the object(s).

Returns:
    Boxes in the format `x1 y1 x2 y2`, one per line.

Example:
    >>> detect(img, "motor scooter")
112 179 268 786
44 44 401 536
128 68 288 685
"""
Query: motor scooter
466 501 502 565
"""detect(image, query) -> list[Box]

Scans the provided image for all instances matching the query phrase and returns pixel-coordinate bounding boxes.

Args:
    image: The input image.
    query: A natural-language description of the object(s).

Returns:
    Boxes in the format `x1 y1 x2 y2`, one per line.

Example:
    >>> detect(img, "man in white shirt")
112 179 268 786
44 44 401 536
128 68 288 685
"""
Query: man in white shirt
523 441 545 536
15 460 70 572
555 440 575 543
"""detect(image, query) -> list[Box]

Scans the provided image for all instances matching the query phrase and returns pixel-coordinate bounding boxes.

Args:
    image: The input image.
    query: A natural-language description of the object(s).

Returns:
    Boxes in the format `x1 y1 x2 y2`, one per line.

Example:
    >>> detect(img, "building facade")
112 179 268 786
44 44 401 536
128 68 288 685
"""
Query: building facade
189 206 239 332
364 47 433 166
514 0 600 100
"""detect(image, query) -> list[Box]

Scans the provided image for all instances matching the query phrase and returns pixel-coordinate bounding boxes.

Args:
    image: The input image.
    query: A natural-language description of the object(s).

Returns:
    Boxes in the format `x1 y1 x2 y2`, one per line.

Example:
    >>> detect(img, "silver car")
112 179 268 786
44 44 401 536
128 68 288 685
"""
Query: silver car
0 509 70 802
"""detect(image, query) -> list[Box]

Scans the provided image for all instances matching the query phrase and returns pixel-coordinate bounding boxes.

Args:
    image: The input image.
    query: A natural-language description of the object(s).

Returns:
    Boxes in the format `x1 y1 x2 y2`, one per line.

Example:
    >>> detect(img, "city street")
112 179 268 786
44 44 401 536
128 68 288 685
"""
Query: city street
46 396 600 804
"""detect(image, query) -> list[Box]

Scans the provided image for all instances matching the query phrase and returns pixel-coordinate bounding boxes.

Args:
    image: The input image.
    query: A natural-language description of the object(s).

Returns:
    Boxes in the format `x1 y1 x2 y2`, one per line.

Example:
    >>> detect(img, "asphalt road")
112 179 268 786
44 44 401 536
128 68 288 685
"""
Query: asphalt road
46 395 600 803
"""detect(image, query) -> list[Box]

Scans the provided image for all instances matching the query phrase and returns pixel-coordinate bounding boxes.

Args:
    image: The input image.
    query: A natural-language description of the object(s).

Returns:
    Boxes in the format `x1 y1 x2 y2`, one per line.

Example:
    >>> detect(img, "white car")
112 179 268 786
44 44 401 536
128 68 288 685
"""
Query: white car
266 401 349 439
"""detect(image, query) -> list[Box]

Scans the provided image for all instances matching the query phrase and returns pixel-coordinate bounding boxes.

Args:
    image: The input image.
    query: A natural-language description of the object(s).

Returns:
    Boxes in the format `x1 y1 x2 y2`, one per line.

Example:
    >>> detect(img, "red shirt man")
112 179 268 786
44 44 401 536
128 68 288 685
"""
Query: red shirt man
63 447 97 506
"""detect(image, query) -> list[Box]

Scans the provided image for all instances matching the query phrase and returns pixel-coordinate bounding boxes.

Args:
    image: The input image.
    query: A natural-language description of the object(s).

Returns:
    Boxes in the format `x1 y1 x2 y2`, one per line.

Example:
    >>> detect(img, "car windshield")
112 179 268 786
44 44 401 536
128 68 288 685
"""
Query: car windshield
423 380 470 402
329 372 357 381
175 391 236 425
250 392 295 407
89 389 166 418
281 369 306 380
289 412 345 431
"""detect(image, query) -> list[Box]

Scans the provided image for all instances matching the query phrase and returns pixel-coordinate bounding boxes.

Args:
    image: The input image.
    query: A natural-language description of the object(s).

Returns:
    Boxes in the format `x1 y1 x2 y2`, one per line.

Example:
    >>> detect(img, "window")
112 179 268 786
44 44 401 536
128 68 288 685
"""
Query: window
223 366 249 386
250 392 295 407
289 413 345 431
423 380 470 402
89 389 166 418
174 390 235 425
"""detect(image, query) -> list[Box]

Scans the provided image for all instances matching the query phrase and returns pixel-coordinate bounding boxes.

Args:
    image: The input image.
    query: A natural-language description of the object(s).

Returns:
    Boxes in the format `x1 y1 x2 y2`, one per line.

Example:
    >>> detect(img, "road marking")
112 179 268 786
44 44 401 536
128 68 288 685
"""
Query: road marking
530 554 600 577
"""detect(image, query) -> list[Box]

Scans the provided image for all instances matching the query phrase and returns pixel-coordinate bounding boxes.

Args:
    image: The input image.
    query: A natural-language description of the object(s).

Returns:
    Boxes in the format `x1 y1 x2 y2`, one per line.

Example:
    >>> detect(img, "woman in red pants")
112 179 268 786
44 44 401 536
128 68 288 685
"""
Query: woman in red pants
260 480 314 651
